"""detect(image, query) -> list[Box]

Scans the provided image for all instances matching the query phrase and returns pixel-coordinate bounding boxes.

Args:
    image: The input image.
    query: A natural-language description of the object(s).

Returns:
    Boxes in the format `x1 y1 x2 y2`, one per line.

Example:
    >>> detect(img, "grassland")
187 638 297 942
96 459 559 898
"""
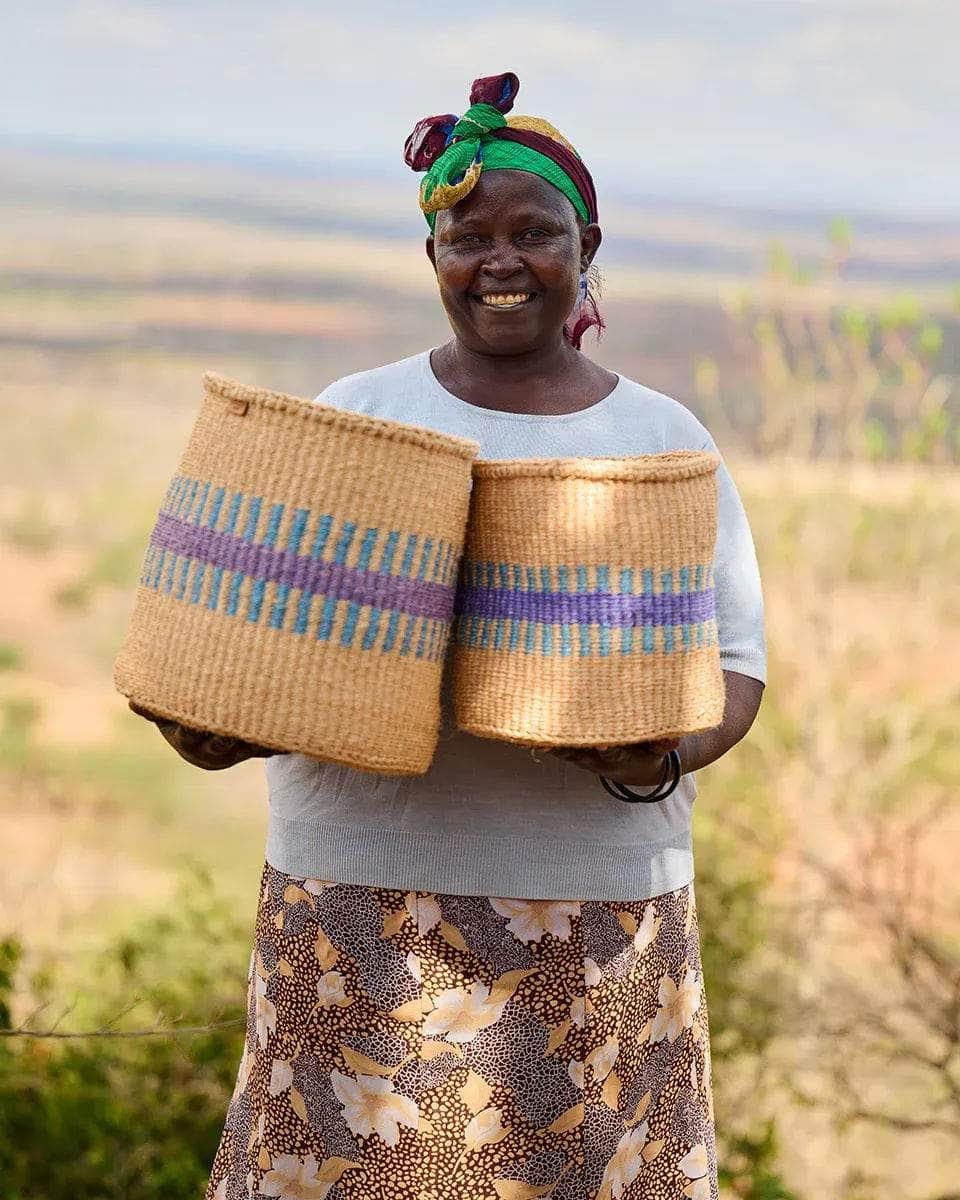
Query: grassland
1 147 958 1200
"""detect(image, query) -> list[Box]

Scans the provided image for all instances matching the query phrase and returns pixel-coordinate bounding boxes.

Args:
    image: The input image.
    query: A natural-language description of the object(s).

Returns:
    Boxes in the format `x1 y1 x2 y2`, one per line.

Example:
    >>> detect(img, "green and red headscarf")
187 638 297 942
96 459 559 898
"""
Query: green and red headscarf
404 72 603 347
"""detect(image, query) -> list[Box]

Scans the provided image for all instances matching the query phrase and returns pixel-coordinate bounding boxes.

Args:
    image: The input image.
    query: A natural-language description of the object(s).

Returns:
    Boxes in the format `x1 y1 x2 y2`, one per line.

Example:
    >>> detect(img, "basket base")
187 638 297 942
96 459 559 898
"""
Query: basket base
453 642 725 752
120 687 433 776
114 585 443 777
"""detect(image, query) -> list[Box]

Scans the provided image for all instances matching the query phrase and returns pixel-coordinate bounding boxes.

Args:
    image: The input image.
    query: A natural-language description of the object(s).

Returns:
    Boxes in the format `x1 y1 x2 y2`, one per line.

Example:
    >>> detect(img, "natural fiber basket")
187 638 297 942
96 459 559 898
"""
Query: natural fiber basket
114 372 479 775
452 451 724 747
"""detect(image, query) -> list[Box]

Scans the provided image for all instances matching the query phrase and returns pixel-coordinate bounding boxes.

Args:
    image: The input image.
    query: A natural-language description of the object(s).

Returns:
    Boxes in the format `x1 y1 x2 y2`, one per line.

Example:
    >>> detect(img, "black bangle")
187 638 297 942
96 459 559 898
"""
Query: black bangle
599 749 681 804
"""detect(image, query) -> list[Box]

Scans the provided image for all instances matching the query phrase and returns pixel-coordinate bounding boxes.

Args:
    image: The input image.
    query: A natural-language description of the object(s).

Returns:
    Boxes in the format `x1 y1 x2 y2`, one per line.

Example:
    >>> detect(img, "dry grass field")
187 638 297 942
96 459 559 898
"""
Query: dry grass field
1 148 958 1200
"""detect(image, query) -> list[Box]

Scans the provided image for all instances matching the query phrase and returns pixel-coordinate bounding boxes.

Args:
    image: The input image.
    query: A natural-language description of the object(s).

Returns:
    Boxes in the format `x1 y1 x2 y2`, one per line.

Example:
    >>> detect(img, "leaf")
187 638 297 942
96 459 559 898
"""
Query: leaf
642 1138 665 1163
316 1156 362 1183
422 1039 462 1060
382 907 408 937
283 883 316 908
314 930 339 970
257 1145 271 1170
439 920 470 953
601 1069 621 1109
492 1182 557 1200
465 1106 510 1149
617 910 638 935
277 957 294 977
389 997 424 1022
459 1069 492 1114
268 1058 294 1096
633 1090 652 1121
289 1087 309 1123
488 967 538 1006
546 1019 571 1055
341 1046 395 1077
273 910 284 930
418 1115 435 1135
636 1018 652 1044
546 1102 584 1133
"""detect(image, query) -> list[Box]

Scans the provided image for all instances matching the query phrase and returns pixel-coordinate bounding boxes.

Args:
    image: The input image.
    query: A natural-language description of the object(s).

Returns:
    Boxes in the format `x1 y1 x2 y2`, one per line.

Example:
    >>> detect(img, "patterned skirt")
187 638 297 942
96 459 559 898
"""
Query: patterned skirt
206 863 719 1200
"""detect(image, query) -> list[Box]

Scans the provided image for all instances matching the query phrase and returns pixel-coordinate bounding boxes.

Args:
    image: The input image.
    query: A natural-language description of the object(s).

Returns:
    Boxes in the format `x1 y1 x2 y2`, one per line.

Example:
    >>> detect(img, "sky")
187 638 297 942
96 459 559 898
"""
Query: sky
3 0 956 218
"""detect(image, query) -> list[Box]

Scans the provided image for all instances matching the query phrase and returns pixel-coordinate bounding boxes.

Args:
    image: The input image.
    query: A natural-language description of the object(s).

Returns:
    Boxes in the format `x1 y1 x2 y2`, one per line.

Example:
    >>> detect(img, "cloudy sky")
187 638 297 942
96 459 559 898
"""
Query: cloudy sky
4 0 955 217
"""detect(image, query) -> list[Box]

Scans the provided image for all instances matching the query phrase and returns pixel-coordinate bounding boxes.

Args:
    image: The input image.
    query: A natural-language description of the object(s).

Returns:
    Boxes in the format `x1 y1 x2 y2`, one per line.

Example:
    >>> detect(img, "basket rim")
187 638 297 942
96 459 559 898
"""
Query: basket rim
202 371 480 461
471 450 721 482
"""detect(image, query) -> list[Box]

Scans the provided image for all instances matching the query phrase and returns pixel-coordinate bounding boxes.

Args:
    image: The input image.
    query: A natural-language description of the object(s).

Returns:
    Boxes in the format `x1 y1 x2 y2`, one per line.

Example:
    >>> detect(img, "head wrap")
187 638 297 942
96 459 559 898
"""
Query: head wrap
404 72 603 347
404 73 598 232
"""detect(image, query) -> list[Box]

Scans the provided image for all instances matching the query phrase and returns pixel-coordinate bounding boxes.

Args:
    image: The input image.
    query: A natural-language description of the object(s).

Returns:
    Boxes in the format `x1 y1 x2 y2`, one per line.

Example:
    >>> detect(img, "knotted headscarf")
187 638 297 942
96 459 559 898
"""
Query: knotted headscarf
404 72 598 231
404 72 603 347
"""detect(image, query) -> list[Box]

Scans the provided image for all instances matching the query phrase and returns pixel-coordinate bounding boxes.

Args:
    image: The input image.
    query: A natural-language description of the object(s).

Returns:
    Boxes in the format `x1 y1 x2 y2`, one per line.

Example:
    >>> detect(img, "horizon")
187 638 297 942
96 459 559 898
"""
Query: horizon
4 136 957 237
3 1 954 222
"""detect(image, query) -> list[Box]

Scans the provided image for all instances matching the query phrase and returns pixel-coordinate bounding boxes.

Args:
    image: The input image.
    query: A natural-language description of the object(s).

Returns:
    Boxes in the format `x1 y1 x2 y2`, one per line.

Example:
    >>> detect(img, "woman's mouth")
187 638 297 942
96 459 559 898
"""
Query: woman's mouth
473 292 538 309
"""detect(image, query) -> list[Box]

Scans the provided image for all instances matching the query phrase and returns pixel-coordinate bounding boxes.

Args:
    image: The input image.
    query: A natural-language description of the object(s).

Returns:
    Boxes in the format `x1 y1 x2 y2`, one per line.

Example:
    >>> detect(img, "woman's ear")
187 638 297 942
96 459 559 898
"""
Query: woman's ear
580 222 602 272
425 234 437 273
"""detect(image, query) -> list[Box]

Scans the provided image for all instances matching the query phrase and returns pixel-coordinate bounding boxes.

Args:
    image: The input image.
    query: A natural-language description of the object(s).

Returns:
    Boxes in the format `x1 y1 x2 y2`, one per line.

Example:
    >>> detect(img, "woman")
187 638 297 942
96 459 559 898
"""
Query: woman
137 73 766 1200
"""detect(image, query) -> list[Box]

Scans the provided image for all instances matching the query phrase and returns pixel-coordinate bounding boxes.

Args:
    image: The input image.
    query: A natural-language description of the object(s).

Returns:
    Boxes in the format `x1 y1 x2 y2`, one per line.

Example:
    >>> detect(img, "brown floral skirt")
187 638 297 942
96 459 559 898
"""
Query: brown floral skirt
206 863 718 1200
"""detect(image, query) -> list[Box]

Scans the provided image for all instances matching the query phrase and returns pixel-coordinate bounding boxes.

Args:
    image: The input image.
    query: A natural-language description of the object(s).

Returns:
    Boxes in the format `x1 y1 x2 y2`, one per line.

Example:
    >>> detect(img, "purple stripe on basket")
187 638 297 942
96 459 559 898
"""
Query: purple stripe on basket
149 511 454 620
454 584 715 627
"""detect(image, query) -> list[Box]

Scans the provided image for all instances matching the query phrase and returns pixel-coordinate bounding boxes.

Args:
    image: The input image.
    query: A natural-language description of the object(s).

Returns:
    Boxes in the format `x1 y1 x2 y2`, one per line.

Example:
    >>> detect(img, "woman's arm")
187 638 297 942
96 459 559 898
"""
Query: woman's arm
128 701 279 770
550 669 764 787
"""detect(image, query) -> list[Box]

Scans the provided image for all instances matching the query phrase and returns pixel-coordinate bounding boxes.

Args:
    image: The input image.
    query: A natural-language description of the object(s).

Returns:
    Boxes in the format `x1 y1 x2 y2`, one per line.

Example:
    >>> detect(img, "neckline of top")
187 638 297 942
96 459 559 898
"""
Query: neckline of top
422 349 625 423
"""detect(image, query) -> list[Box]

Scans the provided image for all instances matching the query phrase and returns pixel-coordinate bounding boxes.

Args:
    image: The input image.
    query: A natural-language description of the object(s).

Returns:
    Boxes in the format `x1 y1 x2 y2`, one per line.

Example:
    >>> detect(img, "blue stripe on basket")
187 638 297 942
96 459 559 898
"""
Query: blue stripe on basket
269 507 309 631
208 489 244 612
318 521 355 642
341 527 377 648
248 501 283 623
146 474 462 660
453 554 718 659
227 495 261 616
382 533 417 654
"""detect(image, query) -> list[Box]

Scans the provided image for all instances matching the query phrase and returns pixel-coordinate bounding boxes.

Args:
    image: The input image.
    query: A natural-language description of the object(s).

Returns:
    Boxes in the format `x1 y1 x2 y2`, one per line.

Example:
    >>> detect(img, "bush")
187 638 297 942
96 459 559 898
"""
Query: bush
0 871 250 1200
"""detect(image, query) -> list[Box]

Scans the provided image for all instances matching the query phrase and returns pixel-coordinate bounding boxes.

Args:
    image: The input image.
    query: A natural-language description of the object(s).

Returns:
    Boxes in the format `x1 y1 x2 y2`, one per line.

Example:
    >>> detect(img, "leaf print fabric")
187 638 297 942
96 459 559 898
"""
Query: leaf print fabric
205 864 719 1200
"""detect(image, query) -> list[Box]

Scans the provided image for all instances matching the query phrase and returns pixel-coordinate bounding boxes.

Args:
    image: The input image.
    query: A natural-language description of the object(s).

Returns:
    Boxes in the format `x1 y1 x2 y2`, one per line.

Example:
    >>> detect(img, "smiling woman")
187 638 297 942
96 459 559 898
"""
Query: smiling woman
426 170 607 408
169 71 768 1200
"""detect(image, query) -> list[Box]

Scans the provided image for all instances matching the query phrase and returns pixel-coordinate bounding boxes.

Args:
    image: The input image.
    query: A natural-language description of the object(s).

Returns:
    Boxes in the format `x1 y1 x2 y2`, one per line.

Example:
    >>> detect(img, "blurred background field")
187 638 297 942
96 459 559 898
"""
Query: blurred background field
2 143 958 1200
2 4 959 1196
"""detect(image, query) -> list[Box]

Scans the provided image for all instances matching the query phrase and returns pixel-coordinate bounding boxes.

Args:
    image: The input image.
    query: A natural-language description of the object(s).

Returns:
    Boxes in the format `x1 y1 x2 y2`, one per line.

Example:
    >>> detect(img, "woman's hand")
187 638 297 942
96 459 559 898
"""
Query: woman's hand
549 736 681 788
127 700 279 770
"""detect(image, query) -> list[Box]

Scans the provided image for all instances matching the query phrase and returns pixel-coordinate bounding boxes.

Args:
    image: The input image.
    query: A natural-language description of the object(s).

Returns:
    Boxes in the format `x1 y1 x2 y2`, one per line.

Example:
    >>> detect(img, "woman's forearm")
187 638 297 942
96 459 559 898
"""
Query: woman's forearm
677 669 765 775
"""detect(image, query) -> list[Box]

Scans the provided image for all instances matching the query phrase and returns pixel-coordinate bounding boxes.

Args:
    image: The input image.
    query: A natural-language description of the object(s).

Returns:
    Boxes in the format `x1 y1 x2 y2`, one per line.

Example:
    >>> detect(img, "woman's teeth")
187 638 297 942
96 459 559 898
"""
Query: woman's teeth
480 293 531 307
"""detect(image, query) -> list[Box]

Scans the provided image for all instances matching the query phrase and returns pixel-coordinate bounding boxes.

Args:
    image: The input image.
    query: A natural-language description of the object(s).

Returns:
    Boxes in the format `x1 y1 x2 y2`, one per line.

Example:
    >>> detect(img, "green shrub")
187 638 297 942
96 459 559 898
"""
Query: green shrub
1 496 59 554
0 643 23 672
0 871 249 1200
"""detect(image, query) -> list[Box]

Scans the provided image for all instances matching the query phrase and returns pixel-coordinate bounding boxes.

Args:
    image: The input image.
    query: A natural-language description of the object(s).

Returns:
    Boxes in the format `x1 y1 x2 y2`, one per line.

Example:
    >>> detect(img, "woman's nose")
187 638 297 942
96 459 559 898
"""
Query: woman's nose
480 241 524 278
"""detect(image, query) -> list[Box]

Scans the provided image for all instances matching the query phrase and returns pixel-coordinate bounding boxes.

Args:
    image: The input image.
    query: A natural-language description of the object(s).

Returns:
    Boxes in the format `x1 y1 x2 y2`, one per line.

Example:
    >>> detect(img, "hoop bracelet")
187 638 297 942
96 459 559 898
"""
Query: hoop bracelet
599 749 682 804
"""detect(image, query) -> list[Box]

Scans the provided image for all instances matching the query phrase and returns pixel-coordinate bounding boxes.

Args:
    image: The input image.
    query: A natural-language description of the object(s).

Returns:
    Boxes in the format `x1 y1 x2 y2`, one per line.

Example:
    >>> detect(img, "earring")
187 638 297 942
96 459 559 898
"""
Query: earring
577 271 588 306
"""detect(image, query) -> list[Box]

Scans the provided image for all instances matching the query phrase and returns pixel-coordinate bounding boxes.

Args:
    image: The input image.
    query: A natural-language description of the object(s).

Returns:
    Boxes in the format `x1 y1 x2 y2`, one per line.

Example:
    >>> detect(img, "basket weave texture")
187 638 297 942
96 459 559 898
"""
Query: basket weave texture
452 451 725 748
114 372 479 775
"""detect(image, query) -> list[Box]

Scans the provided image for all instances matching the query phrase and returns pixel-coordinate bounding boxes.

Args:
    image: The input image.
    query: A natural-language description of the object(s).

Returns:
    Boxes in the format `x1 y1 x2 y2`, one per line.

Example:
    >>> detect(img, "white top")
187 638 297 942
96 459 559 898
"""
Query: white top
264 350 767 901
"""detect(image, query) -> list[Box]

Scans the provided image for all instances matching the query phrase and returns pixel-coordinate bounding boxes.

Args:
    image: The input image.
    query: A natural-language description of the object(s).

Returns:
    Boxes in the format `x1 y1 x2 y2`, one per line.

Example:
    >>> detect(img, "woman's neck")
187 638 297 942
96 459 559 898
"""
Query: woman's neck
431 339 618 415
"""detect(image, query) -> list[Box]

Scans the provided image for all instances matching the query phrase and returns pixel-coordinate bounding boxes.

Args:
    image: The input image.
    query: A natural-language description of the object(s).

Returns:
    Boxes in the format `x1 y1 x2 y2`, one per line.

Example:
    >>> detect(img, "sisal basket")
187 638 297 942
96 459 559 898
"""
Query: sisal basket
452 452 725 748
114 372 479 775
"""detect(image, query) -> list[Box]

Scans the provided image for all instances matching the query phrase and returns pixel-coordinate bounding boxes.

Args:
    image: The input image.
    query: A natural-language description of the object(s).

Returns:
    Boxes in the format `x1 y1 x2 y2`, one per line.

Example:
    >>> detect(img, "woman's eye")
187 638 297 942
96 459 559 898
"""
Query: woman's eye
455 234 482 245
521 228 549 240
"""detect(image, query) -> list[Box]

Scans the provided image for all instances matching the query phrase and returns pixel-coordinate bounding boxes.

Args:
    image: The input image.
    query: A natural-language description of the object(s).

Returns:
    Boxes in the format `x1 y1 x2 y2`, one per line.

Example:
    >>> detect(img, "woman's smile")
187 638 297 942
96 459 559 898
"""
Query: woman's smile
473 290 540 309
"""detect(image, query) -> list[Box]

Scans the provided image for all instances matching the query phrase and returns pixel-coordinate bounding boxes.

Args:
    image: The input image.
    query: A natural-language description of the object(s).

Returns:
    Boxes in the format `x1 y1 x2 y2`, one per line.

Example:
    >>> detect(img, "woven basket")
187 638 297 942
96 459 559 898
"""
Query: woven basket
114 372 479 775
452 451 724 748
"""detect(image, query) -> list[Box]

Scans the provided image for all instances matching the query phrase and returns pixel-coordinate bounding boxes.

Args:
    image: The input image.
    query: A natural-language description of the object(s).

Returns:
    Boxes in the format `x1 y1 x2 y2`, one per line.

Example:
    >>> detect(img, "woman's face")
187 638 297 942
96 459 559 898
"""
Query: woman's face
426 170 601 357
